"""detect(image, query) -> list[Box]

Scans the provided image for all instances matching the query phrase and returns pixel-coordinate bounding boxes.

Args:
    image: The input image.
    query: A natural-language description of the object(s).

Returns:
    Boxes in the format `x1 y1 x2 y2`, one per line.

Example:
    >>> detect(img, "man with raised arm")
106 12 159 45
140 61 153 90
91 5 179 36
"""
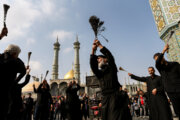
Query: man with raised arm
154 44 180 118
90 40 131 120
66 80 81 120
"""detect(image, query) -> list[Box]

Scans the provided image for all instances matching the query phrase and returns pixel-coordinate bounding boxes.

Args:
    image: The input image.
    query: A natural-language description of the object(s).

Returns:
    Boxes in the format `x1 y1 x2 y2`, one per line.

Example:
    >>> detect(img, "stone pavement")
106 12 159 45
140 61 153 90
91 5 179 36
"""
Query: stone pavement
133 116 179 120
133 116 149 120
53 116 179 120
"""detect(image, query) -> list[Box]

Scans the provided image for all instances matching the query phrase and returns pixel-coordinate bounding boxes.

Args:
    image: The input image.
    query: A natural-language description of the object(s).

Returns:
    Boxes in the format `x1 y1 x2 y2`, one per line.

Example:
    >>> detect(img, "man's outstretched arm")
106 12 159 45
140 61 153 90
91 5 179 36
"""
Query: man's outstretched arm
128 73 146 82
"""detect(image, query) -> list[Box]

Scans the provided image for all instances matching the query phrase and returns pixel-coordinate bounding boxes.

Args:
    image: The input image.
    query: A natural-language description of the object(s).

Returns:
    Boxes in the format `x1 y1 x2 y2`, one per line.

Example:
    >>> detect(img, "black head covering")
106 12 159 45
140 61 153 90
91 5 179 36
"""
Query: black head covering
98 55 106 59
153 52 161 59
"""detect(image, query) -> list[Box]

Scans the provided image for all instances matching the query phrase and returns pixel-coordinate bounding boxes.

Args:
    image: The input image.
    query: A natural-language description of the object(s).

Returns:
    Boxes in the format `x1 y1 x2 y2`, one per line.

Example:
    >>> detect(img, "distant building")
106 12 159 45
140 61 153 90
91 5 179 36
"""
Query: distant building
22 36 84 98
50 35 84 96
86 76 101 99
122 82 147 97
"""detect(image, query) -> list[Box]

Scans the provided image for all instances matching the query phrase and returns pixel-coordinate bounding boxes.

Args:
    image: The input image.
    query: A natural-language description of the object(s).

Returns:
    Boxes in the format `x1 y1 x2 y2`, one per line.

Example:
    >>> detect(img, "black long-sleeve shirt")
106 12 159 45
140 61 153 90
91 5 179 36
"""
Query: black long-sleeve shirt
90 47 121 96
130 73 172 120
66 84 81 103
155 53 180 92
34 83 52 106
130 74 163 95
11 74 31 110
0 52 26 87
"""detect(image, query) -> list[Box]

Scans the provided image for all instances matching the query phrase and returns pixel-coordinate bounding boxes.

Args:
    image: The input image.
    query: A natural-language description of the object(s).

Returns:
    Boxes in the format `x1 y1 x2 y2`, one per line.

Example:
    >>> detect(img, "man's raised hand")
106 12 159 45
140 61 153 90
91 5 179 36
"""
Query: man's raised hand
0 27 8 40
162 44 169 54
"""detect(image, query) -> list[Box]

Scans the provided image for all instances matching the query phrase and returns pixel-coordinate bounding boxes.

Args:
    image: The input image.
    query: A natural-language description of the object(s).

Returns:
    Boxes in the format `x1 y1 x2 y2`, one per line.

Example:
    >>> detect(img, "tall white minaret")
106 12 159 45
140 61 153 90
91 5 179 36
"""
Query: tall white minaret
73 35 80 84
52 36 60 80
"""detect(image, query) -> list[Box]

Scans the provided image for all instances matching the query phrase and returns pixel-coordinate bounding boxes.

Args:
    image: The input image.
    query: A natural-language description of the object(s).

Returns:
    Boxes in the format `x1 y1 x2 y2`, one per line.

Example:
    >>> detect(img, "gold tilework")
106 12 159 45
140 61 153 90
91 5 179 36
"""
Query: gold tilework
149 0 166 33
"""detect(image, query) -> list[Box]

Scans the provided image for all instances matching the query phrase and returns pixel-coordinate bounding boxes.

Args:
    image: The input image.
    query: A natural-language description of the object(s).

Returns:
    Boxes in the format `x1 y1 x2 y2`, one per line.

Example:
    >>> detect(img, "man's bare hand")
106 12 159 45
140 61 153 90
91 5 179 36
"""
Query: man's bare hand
91 41 97 55
152 88 157 95
0 27 8 39
26 67 31 75
42 80 47 85
94 40 103 49
92 44 97 51
2 27 8 36
168 99 171 103
119 87 122 91
94 40 101 46
162 44 169 54
128 73 132 76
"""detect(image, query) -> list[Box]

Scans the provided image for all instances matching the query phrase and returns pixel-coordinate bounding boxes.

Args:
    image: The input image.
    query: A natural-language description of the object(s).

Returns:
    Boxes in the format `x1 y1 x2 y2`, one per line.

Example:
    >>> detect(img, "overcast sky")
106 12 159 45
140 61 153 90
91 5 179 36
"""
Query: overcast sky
0 0 165 85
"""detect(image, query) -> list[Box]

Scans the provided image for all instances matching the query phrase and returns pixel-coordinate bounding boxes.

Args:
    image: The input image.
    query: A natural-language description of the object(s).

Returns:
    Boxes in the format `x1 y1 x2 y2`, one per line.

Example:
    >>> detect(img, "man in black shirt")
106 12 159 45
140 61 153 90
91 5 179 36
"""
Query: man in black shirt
33 80 52 120
90 40 131 120
128 67 172 120
66 80 81 120
154 44 180 118
25 93 34 120
7 67 31 120
0 44 26 120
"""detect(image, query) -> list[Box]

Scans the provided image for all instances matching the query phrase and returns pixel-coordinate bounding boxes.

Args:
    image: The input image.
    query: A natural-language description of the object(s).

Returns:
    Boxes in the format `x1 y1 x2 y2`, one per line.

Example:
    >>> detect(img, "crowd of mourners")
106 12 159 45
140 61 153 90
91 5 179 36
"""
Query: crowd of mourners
18 89 91 120
1 16 180 120
129 89 149 118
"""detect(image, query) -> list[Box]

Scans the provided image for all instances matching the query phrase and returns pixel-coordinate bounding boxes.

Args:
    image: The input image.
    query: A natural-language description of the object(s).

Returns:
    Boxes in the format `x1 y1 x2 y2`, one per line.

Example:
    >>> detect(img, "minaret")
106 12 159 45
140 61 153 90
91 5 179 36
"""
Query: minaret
73 35 80 84
52 36 60 80
149 0 180 63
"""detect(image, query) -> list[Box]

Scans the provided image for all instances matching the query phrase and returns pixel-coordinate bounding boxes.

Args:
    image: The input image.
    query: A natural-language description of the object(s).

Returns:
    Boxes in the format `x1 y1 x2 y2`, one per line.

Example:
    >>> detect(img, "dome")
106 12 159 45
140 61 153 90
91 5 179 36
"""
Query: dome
54 37 60 46
22 81 41 93
54 41 60 46
64 69 74 79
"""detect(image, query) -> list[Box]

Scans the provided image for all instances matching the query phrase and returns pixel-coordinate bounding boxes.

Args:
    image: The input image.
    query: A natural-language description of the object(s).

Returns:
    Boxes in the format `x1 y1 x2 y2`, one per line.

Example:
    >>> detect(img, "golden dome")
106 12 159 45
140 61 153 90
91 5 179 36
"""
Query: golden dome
64 69 74 79
22 81 41 93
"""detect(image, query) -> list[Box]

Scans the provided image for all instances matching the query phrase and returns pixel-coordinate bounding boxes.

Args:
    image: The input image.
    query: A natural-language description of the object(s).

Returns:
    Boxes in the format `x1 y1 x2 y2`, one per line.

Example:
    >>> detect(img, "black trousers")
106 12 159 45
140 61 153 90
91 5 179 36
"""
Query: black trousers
168 92 180 118
33 104 49 120
102 91 132 120
66 103 81 120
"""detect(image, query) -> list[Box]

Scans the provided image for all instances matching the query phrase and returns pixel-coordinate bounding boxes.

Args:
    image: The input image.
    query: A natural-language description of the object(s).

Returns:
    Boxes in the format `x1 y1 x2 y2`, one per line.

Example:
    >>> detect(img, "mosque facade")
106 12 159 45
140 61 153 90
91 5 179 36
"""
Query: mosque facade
22 36 84 98
50 36 84 96
149 0 180 62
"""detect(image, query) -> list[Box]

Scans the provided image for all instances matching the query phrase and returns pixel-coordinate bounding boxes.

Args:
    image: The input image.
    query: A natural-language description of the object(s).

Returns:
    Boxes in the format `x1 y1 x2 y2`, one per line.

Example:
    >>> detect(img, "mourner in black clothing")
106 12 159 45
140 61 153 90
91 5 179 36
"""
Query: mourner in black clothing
8 67 31 120
0 44 26 120
66 80 81 120
154 44 180 118
90 40 131 120
128 67 172 120
60 97 67 120
33 80 52 120
25 93 34 120
81 94 89 120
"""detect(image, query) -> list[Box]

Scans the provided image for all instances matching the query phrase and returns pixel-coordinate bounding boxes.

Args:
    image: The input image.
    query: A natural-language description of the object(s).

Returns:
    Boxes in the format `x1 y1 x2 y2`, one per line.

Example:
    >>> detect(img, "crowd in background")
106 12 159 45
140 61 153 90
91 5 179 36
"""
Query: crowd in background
19 86 165 120
18 91 92 120
19 85 154 120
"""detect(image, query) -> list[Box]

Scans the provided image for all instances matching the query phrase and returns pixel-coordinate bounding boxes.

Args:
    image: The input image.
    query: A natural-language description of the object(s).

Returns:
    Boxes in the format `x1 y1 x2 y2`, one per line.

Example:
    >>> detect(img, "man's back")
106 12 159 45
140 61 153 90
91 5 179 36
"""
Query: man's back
156 61 180 92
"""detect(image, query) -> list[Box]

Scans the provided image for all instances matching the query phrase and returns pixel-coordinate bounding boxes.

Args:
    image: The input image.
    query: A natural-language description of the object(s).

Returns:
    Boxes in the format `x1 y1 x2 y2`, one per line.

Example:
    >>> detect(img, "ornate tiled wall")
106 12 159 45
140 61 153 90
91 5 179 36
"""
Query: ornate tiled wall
160 0 180 24
149 0 180 63
149 0 167 34
162 27 180 62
